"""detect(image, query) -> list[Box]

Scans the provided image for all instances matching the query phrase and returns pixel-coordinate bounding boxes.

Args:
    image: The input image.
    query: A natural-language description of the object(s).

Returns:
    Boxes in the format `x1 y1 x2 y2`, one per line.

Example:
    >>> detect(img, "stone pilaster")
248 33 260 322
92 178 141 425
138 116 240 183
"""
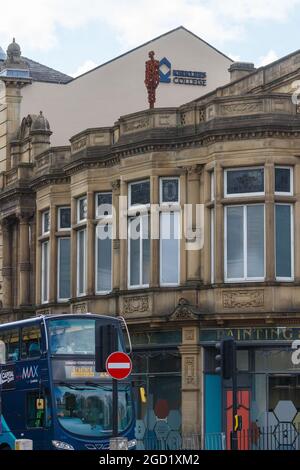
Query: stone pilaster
1 219 12 308
18 214 31 306
179 326 203 435
112 180 120 291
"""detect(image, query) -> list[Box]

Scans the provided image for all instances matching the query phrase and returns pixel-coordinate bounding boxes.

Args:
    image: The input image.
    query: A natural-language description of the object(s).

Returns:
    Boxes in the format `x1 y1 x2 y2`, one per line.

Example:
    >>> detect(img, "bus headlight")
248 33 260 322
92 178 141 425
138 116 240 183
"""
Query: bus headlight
52 440 74 450
128 439 137 449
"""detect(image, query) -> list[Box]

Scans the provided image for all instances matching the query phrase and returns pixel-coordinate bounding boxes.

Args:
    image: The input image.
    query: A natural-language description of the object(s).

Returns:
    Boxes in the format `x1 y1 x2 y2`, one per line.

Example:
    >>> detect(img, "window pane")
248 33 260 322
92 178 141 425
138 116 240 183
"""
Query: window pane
78 197 87 221
0 329 19 362
58 238 71 299
43 211 50 233
59 208 71 229
96 193 112 217
161 179 179 203
96 225 112 292
226 207 244 278
276 205 292 278
129 218 140 286
226 168 264 195
160 212 179 284
275 168 291 193
247 205 264 278
21 326 41 359
130 181 150 206
142 216 150 285
42 242 49 302
77 230 86 294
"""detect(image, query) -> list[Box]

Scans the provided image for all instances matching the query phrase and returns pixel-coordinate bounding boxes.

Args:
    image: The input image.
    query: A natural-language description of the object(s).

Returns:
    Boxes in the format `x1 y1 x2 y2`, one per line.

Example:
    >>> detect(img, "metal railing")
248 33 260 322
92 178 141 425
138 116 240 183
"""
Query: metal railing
139 424 300 450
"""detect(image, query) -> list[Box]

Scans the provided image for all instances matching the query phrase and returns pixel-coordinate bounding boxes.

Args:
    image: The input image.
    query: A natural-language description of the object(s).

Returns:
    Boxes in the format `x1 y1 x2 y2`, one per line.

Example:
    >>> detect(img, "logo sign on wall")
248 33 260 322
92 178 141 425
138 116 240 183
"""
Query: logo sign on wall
0 365 15 390
159 57 207 86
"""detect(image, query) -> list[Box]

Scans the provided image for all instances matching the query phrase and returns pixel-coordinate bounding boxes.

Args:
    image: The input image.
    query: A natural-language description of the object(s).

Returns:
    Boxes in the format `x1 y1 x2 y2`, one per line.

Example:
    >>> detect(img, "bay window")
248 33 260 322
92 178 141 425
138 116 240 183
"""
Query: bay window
41 241 49 303
95 192 113 294
77 229 86 296
225 167 264 197
275 204 293 280
225 204 265 282
57 238 71 301
128 214 150 288
160 211 180 285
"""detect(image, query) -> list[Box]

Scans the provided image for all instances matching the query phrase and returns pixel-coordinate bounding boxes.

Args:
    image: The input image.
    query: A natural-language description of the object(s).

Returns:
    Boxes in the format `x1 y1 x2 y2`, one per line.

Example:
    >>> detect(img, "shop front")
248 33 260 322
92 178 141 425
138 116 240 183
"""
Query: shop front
202 327 300 450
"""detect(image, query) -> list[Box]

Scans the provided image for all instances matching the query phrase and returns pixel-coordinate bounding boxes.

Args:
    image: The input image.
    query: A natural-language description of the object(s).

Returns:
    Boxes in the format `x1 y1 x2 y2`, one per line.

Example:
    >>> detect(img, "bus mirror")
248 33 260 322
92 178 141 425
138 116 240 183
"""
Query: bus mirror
36 398 45 411
139 387 147 404
0 340 6 365
95 323 117 373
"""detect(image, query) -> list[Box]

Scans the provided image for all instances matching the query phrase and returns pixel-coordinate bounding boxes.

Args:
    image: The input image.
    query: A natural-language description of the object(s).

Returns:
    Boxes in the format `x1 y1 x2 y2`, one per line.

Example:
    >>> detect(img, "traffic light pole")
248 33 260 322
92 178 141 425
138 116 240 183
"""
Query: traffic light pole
231 351 238 450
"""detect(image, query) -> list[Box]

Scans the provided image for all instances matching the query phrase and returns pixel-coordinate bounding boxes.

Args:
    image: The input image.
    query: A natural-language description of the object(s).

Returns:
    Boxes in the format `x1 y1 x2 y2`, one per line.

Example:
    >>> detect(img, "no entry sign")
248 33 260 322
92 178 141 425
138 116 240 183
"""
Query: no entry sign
106 352 132 380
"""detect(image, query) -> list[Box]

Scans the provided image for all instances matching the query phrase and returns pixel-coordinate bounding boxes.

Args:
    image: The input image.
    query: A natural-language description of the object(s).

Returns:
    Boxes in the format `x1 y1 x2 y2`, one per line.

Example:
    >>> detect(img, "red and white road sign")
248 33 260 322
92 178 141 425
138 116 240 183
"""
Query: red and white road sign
106 352 132 380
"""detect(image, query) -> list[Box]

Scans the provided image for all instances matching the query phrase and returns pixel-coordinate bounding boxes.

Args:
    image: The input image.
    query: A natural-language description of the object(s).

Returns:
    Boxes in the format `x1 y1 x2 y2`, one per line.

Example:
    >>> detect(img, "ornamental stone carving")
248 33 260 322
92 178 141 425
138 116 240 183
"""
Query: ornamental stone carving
220 101 263 116
169 298 200 321
123 117 150 133
222 290 264 309
123 296 150 314
183 356 196 385
72 302 87 314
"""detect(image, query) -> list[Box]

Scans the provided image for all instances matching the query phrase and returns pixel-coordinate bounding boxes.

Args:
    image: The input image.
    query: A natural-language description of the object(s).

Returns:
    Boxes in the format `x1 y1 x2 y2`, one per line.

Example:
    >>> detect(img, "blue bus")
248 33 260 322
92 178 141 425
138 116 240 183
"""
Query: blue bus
0 314 136 450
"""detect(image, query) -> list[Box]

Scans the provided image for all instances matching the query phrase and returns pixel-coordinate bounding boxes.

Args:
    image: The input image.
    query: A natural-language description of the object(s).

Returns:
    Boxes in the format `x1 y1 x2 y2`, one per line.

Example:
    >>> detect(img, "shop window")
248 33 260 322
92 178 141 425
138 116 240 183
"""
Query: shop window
21 326 41 359
268 376 300 412
275 167 293 195
0 329 19 362
225 167 264 197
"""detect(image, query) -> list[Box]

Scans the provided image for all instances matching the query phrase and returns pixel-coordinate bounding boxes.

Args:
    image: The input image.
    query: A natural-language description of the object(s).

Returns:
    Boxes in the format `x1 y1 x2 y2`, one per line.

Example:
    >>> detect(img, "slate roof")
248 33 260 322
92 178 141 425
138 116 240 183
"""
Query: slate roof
21 56 72 84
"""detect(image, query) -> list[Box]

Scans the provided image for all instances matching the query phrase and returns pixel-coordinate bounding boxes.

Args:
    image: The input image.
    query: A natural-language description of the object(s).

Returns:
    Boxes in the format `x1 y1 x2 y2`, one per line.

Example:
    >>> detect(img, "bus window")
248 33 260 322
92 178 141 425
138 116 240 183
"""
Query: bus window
21 325 42 359
26 391 51 429
0 329 19 362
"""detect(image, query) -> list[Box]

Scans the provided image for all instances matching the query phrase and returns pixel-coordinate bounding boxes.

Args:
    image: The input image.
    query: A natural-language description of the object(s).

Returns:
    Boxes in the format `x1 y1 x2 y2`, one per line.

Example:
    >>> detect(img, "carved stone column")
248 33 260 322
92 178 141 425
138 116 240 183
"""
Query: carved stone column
215 163 223 283
86 191 95 296
1 219 12 308
119 180 127 291
265 162 275 281
111 180 120 291
185 165 202 284
18 214 31 306
179 325 202 435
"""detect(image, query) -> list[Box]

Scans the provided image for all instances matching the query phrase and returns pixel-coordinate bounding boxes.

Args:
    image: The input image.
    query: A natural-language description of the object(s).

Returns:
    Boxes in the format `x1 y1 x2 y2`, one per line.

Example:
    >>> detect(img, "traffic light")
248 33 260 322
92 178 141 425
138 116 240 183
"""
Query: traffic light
95 322 117 372
215 337 236 380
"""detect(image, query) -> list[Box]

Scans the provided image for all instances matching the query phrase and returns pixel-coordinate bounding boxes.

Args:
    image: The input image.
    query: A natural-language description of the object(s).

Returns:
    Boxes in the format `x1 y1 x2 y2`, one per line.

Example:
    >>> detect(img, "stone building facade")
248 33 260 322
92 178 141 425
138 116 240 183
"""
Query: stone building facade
2 41 300 446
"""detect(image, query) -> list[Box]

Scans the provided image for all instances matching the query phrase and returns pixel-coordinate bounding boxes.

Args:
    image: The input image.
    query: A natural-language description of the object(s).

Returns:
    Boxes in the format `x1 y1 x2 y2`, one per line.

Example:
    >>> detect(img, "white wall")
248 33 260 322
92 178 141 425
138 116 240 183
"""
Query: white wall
20 28 232 146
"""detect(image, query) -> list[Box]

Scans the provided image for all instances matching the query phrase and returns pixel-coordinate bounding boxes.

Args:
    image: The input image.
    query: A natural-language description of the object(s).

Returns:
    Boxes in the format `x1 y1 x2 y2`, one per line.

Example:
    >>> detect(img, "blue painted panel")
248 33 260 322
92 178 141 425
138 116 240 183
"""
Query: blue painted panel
204 374 222 434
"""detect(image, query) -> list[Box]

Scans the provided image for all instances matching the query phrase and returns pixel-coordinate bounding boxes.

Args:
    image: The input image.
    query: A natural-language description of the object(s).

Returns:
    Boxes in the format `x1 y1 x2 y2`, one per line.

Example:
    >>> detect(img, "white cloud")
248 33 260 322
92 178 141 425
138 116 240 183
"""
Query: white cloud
0 0 299 52
70 59 98 77
257 49 279 67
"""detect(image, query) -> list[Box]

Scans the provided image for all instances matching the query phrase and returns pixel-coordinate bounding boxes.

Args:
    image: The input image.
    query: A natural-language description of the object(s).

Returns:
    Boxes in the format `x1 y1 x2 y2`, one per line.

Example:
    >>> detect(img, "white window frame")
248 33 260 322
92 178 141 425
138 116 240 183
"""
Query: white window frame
42 210 50 235
211 171 215 202
275 203 294 281
128 179 150 210
159 211 180 287
41 241 49 304
128 214 150 289
224 204 266 283
95 192 113 220
275 166 293 196
77 229 87 296
58 207 71 231
159 177 180 208
77 196 87 223
95 223 113 295
57 237 71 302
224 167 265 198
211 209 214 284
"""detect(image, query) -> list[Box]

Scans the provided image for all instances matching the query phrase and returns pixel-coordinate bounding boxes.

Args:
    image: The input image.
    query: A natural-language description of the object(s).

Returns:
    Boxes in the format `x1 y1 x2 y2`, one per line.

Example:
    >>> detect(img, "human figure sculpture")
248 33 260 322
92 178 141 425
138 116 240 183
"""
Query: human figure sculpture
145 51 160 109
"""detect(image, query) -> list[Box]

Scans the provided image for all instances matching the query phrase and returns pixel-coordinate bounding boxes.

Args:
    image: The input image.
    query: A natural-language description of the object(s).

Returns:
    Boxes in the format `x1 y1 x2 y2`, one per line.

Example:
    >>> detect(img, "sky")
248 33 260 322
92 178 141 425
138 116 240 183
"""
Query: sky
0 0 300 77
